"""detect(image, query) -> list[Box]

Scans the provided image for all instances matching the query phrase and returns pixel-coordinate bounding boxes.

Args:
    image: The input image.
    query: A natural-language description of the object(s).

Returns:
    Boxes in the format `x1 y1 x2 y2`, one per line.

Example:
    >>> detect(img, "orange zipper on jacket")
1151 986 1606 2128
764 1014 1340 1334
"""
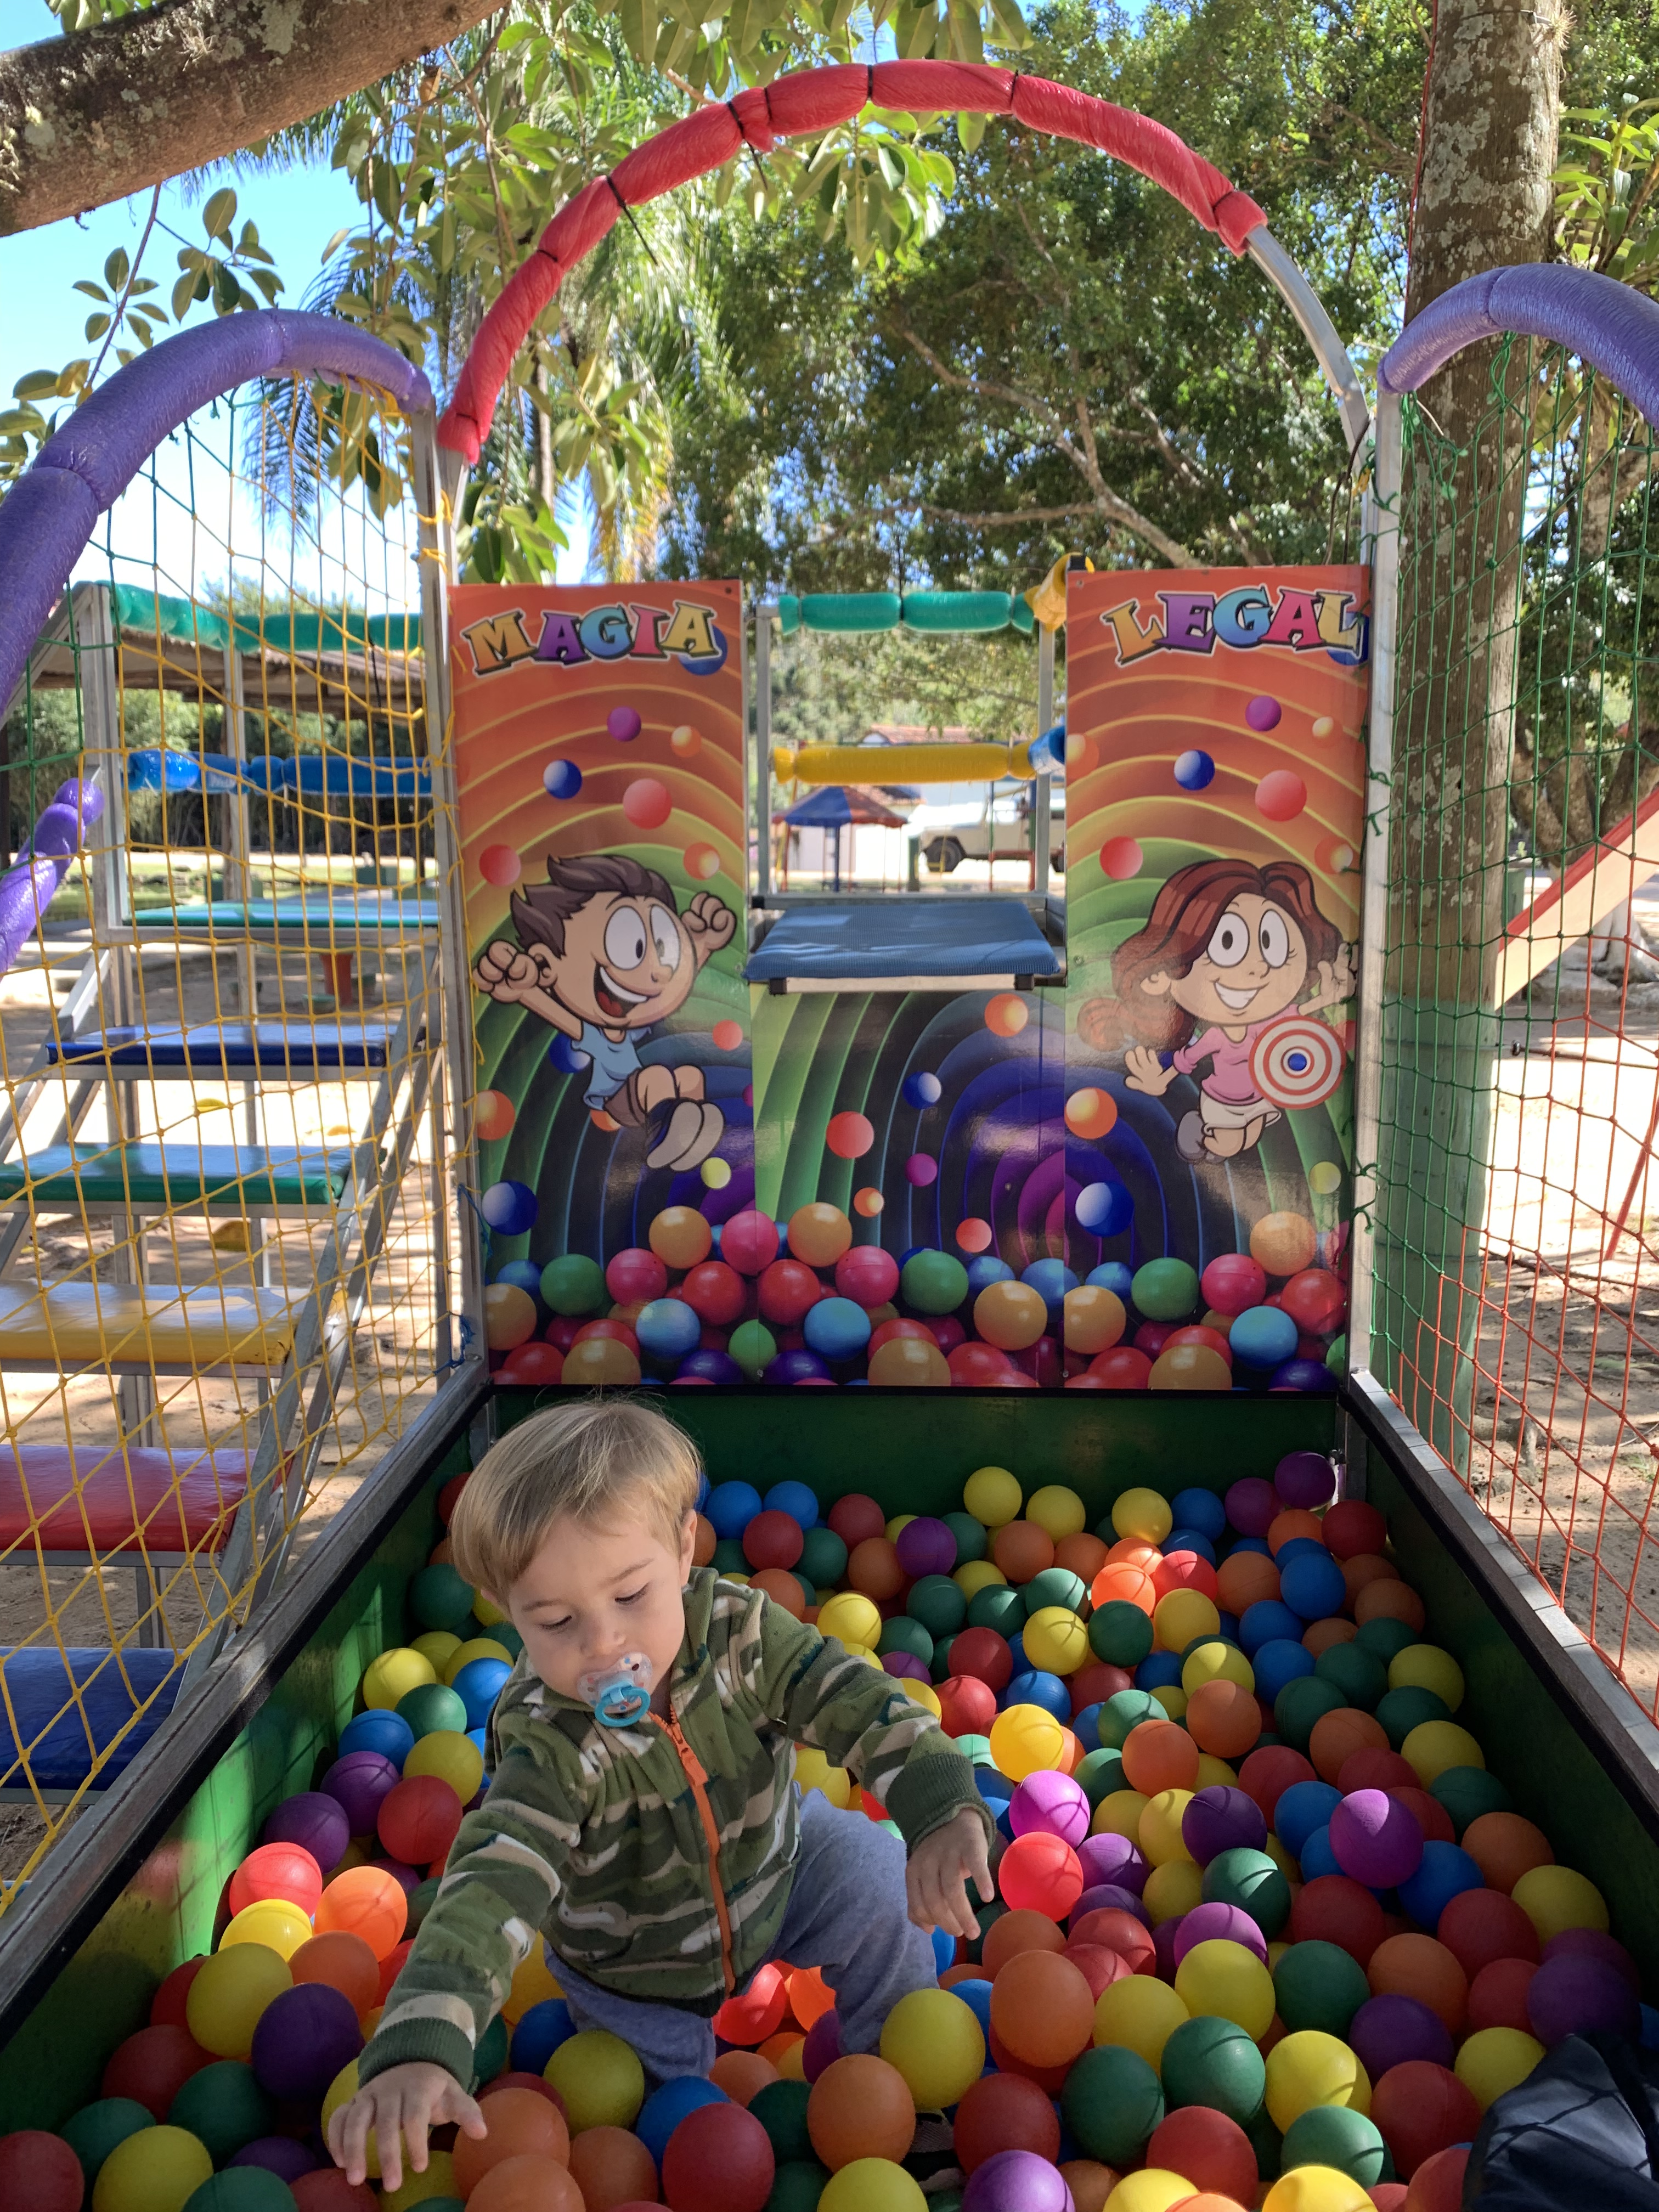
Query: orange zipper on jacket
663 1709 736 1996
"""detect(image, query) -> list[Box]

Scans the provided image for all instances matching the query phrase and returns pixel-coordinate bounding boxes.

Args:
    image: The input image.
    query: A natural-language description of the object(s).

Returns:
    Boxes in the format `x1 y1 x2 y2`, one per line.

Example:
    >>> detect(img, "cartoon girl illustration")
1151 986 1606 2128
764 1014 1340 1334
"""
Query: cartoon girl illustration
1077 859 1354 1163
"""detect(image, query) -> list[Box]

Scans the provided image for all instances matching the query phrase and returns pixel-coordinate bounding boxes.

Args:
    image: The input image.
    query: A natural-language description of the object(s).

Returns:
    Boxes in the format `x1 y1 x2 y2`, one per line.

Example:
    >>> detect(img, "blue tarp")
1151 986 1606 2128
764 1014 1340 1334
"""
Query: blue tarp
744 895 1063 981
126 750 431 799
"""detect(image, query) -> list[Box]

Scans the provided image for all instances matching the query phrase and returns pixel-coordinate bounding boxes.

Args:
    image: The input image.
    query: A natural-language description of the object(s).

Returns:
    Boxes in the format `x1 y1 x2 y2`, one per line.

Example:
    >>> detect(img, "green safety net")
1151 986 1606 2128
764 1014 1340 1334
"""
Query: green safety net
1375 332 1659 1715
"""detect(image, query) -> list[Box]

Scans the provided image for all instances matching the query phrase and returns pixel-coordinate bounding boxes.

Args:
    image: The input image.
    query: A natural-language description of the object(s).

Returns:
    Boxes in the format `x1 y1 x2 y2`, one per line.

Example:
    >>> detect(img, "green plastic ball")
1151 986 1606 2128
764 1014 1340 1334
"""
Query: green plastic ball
538 1253 606 1314
1062 2045 1165 2165
182 2175 303 2212
1099 1687 1169 1750
878 1617 934 1664
60 2098 154 2185
751 2079 814 2162
1273 1675 1347 1752
1159 2015 1267 2125
967 1585 1025 1637
1246 2102 1284 2180
396 1681 469 1740
1430 1764 1513 1832
1272 1940 1371 2038
1090 1601 1155 1668
944 1511 988 1563
901 1250 969 1314
407 1876 442 1933
1355 1617 1418 1664
729 1320 778 1380
475 2010 509 2082
1313 1642 1388 1711
799 1526 848 1585
1130 1257 1200 1321
1202 1847 1291 1939
1281 2105 1389 2186
1325 1334 1347 1375
167 2062 275 2168
964 1897 1007 1963
713 1537 748 1573
1075 1749 1127 1807
492 1622 524 1658
908 1575 967 1638
409 1561 476 1634
1375 1684 1451 1748
956 1734 994 1767
1024 1567 1087 1618
766 2161 834 2211
792 1573 817 1609
930 1635 957 1681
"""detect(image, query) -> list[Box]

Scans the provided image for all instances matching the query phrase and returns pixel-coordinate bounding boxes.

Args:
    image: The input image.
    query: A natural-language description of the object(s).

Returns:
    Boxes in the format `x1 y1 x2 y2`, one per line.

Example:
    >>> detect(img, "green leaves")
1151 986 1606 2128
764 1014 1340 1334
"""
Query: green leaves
1557 99 1659 289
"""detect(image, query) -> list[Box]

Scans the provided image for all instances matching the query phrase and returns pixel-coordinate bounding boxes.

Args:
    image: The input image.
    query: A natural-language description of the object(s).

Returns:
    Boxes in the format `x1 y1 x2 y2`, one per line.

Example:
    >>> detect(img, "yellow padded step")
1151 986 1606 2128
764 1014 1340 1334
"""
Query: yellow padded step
0 1282 298 1368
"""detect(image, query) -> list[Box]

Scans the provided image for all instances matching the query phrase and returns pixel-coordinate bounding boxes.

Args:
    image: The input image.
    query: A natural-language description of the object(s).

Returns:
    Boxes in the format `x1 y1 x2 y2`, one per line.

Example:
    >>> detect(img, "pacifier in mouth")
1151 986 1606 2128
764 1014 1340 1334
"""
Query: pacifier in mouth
576 1653 654 1726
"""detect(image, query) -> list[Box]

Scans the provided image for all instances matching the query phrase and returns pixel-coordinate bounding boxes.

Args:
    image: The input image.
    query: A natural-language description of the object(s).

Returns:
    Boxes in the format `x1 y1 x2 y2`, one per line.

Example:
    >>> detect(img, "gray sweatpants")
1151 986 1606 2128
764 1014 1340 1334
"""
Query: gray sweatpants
547 1787 939 2081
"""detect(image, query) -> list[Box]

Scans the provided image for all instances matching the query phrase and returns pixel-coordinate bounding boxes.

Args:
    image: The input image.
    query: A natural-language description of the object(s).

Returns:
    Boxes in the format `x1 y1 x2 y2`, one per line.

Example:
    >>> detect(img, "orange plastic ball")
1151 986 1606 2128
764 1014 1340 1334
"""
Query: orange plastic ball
1121 1720 1200 1796
465 2157 584 2212
788 1202 854 1268
1149 1344 1232 1391
1268 1510 1325 1555
1303 1619 1357 1657
992 1521 1056 1584
868 1336 951 1387
1056 1534 1109 1584
453 2086 570 2198
1091 1564 1158 1616
648 1205 713 1269
787 1967 836 2030
1064 1089 1119 1140
1063 1287 1126 1355
709 2052 780 2106
988 1950 1096 2069
1217 1551 1281 1614
985 992 1030 1038
1356 1580 1427 1633
848 1538 906 1600
1109 1541 1166 1569
693 1515 717 1566
1368 1934 1469 2036
807 2053 917 2170
561 1337 642 1388
1187 1679 1263 1759
567 2123 659 2209
1059 2162 1121 2212
1309 1707 1389 1783
981 1909 1066 1978
974 1280 1049 1351
1462 1813 1556 1894
1342 1555 1403 1607
1249 1211 1318 1276
750 1567 806 1617
290 1932 380 2017
314 1866 407 1960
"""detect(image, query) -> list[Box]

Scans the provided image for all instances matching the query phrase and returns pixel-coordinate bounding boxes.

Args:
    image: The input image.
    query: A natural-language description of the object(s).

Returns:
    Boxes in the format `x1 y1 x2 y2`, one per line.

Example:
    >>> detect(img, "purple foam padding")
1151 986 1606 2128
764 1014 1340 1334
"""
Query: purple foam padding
0 469 100 709
0 778 106 983
1380 266 1659 421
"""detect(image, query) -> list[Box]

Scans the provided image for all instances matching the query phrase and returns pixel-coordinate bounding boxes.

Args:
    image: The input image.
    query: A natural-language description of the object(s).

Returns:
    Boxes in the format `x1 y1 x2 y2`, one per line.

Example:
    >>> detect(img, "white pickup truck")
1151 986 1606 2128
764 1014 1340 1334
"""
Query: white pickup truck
912 780 1066 875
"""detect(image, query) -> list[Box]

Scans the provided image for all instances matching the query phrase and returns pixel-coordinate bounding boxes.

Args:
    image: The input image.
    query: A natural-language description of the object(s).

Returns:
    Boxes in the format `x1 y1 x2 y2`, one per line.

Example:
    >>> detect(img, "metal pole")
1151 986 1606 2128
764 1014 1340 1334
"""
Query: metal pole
1034 624 1055 896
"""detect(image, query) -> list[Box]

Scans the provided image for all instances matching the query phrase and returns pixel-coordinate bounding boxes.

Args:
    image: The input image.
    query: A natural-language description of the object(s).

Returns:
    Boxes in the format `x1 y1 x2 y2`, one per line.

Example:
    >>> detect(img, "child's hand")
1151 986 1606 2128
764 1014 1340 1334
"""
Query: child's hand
326 2061 488 2193
907 1807 995 1942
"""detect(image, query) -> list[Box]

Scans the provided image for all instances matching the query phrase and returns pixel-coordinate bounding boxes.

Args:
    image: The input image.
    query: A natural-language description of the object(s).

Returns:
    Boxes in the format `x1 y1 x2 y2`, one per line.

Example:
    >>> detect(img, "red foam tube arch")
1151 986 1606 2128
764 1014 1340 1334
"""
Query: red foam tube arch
437 59 1268 461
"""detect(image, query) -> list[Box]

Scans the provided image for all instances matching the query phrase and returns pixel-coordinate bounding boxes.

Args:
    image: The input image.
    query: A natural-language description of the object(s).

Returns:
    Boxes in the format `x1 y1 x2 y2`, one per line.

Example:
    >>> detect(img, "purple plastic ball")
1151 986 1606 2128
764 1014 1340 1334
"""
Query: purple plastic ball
1172 1901 1270 1966
883 1653 930 1682
676 1348 744 1384
1348 1993 1455 2078
1274 1451 1338 1510
1270 1358 1339 1394
896 1516 956 1578
319 1752 402 1839
764 1350 830 1386
1329 1789 1425 1889
1540 1928 1640 1988
370 1857 423 1896
1527 1954 1642 2046
1182 1785 1269 1867
905 1153 939 1188
1245 695 1283 732
1073 1882 1152 1930
964 2148 1075 2212
1010 1770 1090 1848
1224 1478 1278 1538
1153 1917 1184 1979
1076 1832 1148 1896
230 2138 321 2181
250 1982 364 2102
607 705 642 742
802 2008 842 2083
262 1790 350 1870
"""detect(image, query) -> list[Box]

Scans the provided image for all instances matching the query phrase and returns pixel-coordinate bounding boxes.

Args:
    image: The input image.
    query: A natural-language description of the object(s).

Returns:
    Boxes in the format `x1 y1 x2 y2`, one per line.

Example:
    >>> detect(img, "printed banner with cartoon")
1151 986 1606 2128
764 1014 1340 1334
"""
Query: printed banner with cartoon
1062 565 1369 1391
450 584 749 1377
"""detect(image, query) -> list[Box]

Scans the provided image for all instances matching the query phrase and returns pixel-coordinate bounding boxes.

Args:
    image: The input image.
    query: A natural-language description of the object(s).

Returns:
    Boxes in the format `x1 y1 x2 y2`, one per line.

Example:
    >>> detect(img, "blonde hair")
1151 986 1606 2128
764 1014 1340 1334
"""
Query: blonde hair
449 1397 701 1598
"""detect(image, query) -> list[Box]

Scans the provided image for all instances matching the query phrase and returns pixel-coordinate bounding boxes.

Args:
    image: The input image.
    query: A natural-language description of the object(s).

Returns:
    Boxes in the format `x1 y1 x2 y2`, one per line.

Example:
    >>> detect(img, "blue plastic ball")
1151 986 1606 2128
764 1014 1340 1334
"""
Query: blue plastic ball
765 1350 831 1385
451 1657 512 1731
966 1255 1015 1296
1272 1358 1340 1394
678 1348 744 1384
1006 1632 1027 1678
1299 1824 1344 1881
706 1481 763 1539
1240 1600 1307 1656
904 1071 944 1109
1164 1530 1217 1565
338 1709 414 1769
804 1296 873 1362
1273 1538 1330 1570
975 1766 1014 1805
1137 1652 1184 1690
636 2078 729 2166
1274 1780 1343 1861
1076 1181 1135 1237
954 1979 994 2036
1252 1639 1317 1703
931 1926 957 1975
1021 1259 1079 1319
480 1180 538 1235
510 1999 574 2074
1174 749 1215 791
550 1034 592 1076
1229 1537 1273 1559
1171 1489 1227 1542
1073 1703 1103 1753
635 1298 702 1362
1398 1842 1485 1930
1279 1550 1347 1623
543 758 583 799
764 1481 820 1527
1087 1262 1135 1299
495 1259 544 1304
1229 1305 1300 1368
1001 1669 1070 1720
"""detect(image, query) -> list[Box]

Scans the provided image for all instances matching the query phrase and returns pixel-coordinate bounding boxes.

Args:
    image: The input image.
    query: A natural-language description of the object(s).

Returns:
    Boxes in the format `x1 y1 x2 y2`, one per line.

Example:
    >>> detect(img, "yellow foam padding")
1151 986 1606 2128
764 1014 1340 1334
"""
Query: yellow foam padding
0 1282 298 1365
782 742 1029 786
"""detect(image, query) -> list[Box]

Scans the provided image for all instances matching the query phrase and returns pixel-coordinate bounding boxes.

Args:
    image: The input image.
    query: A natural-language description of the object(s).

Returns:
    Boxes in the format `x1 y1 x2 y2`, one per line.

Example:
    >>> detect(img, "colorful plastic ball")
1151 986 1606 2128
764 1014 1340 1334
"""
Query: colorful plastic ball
481 1179 539 1236
1090 1973 1190 2072
543 2030 645 2132
0 2128 96 2212
1012 1769 1091 1845
1459 1811 1552 1892
1255 769 1307 821
1000 1831 1086 1919
314 1866 408 1960
1278 1550 1346 1623
897 1247 969 1321
1365 1936 1468 2037
1265 2032 1370 2133
91 2126 215 2212
1279 2106 1387 2189
1394 1842 1481 1932
878 1988 986 2108
1182 1786 1267 1867
1022 1607 1088 1677
1347 1993 1453 2079
989 1702 1064 1779
636 2076 730 2168
1186 1680 1262 1761
186 1945 292 2061
1203 1846 1290 1939
1366 2061 1477 2179
868 1335 950 1386
816 2158 924 2212
973 1281 1048 1350
1061 2044 1165 2166
60 2100 157 2196
1159 2012 1269 2128
227 1842 323 1923
1526 1951 1640 2045
404 1730 485 1802
806 2054 916 2170
1174 1938 1276 2036
450 1657 513 1733
1229 1306 1299 1369
1326 1791 1422 1891
262 1787 351 1870
1455 2025 1544 2112
538 1254 606 1314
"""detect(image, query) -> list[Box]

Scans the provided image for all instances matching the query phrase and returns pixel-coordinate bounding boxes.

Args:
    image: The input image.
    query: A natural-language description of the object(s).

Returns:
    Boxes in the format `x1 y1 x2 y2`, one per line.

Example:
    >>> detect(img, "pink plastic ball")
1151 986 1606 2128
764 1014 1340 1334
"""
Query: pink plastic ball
1330 1789 1426 1889
1009 1771 1090 1849
835 1247 900 1307
721 1211 780 1275
607 706 642 741
623 777 672 830
905 1154 939 1188
606 1248 669 1305
1200 1253 1268 1317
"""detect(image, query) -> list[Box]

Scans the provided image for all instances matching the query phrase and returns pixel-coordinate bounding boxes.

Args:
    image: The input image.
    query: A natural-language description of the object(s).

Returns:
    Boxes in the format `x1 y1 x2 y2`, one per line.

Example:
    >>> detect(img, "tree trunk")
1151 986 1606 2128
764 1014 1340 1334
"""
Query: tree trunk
1375 0 1565 1457
0 0 493 237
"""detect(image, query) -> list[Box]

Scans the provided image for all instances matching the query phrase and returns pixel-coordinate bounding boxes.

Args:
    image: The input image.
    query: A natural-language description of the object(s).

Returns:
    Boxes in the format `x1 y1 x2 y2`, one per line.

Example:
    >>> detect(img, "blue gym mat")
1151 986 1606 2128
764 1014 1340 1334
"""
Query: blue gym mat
0 1647 180 1790
46 1020 396 1072
136 895 439 931
744 896 1063 982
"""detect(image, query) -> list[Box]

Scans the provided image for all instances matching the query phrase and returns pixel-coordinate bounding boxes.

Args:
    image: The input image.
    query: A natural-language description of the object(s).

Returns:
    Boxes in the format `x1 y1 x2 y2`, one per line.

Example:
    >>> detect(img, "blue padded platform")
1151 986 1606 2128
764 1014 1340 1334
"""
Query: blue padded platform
46 1020 396 1073
136 895 439 932
0 1647 180 1790
744 896 1064 983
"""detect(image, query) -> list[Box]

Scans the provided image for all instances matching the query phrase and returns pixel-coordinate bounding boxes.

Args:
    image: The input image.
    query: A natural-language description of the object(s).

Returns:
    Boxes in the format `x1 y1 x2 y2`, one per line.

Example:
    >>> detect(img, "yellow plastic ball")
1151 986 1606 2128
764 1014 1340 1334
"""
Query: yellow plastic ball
1174 1938 1276 2039
869 1336 950 1387
381 2151 457 2208
1024 1606 1091 1675
649 1204 714 1269
964 1467 1023 1527
220 1901 311 1961
185 1942 292 2058
1401 1720 1485 1786
817 1592 883 1648
1105 2173 1194 2212
505 1945 563 2023
1183 1640 1255 1695
321 2060 379 2180
1265 1833 1300 1882
411 1631 463 1672
544 2028 646 2130
1111 1488 1173 1545
562 1336 641 1387
990 1703 1066 1781
906 1681 943 1720
818 2158 928 2212
1092 1974 1189 2067
404 1729 486 1802
442 1637 513 1684
879 1988 987 2107
1513 1863 1610 1941
776 2036 807 2080
1027 1485 1087 1540
1143 1859 1204 1924
1196 1754 1240 1790
1138 1788 1197 1866
1149 1344 1233 1393
91 2124 213 2212
362 1647 438 1709
795 1748 853 1808
1261 2169 1375 2212
1456 2025 1544 2111
1265 2032 1372 2132
887 1514 916 1541
1064 1286 1126 1356
788 1201 853 1268
473 1593 510 1627
484 1282 538 1352
1149 1684 1189 1724
1154 1590 1220 1652
1092 1790 1150 1842
955 1561 1008 1600
1389 1644 1465 1713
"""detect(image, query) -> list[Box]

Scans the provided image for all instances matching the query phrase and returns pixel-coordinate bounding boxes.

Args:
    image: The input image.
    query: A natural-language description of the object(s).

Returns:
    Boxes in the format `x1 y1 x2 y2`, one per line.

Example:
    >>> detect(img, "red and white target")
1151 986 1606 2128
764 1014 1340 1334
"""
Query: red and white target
1250 1016 1346 1110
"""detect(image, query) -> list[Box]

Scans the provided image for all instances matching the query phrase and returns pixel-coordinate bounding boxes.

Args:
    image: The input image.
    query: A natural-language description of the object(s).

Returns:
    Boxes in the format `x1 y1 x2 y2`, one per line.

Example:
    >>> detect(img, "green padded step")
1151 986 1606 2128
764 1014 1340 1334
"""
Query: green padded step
0 1143 354 1209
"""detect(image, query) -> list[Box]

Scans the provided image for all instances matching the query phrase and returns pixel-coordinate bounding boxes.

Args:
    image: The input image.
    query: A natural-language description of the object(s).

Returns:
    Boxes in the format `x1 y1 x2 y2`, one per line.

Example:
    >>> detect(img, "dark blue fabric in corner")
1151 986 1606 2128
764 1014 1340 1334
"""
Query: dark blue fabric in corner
1468 2033 1659 2209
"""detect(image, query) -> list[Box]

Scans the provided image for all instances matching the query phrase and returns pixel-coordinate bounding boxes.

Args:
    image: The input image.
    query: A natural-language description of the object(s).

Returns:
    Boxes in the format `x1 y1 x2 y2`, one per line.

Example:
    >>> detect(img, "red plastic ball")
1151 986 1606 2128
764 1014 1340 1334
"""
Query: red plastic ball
758 1259 822 1327
293 2174 378 2211
0 2131 83 2212
999 1833 1084 1920
1200 1254 1268 1317
721 1211 780 1275
1404 2144 1470 2212
377 1775 464 1867
1467 1957 1538 2034
949 1628 1014 1694
662 2097 776 2211
605 1248 668 1305
1087 1346 1153 1390
1369 2061 1481 2179
848 1537 906 1600
1152 1550 1219 1601
953 2073 1063 2171
229 1841 324 1920
150 1957 206 2027
742 1511 805 1571
500 1342 565 1386
835 1247 900 1306
1280 1269 1347 1332
950 1341 1019 1385
1436 1889 1540 1979
936 1676 997 1736
1238 1745 1317 1824
681 1261 746 1327
1147 2107 1257 2205
1322 1499 1390 1560
1068 1662 1133 1713
827 1494 887 1545
1069 1908 1157 1976
102 2023 210 2119
714 1961 789 2047
1288 1875 1387 1965
985 2018 1071 2093
1336 1750 1419 1796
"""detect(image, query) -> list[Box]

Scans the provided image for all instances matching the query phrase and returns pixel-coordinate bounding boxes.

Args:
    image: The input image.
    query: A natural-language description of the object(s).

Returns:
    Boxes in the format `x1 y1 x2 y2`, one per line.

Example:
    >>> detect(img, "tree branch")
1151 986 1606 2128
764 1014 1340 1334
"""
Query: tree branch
921 501 1102 526
0 0 492 236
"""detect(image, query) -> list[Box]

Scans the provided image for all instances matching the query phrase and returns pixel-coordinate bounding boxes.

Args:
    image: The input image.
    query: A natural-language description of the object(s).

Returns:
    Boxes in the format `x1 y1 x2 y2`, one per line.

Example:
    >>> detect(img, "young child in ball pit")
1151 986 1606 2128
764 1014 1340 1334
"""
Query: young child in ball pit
328 1396 995 2192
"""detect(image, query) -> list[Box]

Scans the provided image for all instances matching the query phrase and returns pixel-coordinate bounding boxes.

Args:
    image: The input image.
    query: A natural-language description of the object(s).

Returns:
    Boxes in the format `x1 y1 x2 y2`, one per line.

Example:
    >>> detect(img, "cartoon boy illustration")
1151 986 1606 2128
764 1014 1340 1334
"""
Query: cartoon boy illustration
473 853 737 1171
1078 857 1354 1163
